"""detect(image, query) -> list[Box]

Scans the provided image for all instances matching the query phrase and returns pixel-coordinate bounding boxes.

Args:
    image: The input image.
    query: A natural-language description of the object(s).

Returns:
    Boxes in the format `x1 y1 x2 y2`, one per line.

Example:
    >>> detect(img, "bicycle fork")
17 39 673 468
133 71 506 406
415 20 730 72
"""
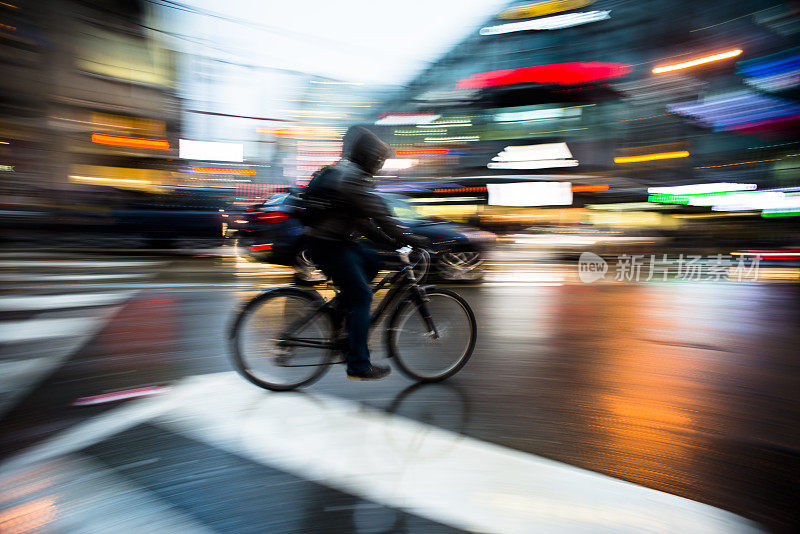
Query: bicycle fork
411 285 440 340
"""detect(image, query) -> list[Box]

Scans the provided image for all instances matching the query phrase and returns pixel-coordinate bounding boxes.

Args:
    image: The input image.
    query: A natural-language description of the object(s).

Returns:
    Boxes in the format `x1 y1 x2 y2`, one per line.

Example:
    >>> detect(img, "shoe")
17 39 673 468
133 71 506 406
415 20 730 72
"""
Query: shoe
347 364 391 381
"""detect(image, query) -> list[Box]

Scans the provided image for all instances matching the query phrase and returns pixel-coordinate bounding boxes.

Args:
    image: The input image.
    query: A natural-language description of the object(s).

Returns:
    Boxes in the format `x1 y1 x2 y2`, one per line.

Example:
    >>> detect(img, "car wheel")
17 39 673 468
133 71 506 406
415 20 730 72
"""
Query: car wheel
437 250 484 282
293 248 327 285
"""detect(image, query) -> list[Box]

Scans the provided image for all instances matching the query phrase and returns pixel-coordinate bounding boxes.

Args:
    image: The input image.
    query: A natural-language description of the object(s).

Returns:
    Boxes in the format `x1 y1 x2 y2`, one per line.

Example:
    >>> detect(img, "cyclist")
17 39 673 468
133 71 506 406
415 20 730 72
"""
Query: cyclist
301 126 427 381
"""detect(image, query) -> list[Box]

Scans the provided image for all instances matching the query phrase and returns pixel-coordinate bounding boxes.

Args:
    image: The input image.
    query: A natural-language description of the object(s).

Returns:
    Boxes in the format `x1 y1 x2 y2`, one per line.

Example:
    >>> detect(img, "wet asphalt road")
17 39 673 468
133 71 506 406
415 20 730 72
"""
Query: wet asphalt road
0 250 798 533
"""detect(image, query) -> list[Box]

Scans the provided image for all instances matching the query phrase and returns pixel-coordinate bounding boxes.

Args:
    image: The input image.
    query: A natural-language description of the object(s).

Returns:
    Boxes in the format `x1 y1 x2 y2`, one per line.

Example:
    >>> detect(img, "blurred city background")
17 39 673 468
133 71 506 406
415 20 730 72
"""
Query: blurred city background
1 0 799 533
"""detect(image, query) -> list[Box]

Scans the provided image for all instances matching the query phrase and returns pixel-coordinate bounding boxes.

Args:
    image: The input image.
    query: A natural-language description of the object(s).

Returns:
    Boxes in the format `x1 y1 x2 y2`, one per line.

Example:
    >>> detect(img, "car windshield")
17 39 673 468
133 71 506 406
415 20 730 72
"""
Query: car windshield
381 194 424 222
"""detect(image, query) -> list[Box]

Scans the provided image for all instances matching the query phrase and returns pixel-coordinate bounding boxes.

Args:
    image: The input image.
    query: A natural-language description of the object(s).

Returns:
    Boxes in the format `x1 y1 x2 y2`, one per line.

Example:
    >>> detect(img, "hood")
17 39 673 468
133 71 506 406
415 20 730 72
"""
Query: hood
342 126 394 175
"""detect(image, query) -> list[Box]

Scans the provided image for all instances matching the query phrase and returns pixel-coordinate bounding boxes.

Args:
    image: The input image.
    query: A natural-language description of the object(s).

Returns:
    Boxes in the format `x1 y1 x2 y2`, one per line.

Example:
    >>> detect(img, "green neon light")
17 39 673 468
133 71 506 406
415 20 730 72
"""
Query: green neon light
761 211 800 217
648 190 766 206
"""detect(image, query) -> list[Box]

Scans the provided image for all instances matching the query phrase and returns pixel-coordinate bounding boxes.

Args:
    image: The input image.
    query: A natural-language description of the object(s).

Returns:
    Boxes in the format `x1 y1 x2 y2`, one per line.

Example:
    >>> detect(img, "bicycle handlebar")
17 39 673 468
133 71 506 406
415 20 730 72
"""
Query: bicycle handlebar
396 246 430 281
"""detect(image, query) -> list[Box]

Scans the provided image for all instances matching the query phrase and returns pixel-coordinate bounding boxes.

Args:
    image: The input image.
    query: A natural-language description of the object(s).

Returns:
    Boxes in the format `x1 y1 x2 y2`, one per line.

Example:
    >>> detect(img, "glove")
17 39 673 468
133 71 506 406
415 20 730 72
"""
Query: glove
402 234 429 249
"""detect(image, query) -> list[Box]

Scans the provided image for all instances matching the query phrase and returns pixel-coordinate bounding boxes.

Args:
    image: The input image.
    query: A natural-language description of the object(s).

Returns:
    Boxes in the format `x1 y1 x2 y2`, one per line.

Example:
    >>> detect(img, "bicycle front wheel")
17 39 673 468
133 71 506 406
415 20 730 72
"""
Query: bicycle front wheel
230 287 334 391
386 288 476 382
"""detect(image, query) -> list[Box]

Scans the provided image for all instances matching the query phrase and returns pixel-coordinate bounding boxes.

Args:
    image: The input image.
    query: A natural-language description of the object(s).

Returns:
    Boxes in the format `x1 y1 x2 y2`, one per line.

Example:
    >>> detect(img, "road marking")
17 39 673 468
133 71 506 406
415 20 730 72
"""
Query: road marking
485 271 566 282
153 373 763 533
0 291 135 311
0 307 122 418
0 273 151 282
0 386 182 473
0 260 164 268
0 372 765 533
4 282 289 290
0 317 102 343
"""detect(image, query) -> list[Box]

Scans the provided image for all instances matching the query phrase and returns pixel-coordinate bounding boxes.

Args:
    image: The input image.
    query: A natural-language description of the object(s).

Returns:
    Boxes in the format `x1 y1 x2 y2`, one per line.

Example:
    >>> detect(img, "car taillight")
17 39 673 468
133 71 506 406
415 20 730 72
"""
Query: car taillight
255 211 290 224
248 244 272 252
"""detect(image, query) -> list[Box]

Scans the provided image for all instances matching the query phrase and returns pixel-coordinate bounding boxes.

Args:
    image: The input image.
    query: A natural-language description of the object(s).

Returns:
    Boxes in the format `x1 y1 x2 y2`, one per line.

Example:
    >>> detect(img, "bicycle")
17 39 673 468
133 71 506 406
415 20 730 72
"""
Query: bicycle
229 247 477 391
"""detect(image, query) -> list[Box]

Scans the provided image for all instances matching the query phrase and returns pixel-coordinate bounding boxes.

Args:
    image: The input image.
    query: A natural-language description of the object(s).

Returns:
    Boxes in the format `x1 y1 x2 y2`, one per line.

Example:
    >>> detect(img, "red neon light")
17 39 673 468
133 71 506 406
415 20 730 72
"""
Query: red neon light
91 133 170 150
740 250 800 260
248 244 273 252
456 62 633 89
571 184 610 192
396 149 449 156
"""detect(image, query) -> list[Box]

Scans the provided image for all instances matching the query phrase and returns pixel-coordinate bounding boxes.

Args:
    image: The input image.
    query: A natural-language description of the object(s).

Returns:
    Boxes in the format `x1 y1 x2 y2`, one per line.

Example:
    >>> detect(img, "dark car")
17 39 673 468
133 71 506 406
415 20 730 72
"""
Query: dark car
222 192 495 283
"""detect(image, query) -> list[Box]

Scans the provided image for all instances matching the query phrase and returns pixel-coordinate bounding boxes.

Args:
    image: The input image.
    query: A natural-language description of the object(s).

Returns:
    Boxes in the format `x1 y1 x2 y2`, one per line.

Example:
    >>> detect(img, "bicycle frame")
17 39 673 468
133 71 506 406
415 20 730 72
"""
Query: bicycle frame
279 261 435 352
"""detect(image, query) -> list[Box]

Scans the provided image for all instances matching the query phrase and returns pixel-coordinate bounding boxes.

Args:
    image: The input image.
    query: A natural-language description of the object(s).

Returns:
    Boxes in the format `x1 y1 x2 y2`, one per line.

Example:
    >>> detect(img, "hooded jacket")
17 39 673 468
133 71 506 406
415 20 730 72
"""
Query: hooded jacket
301 126 412 245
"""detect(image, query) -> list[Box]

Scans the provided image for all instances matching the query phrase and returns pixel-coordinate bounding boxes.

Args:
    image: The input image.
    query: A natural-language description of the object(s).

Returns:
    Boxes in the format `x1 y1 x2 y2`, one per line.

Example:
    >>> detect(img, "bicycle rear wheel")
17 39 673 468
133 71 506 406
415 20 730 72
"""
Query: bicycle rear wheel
230 287 334 391
386 288 476 382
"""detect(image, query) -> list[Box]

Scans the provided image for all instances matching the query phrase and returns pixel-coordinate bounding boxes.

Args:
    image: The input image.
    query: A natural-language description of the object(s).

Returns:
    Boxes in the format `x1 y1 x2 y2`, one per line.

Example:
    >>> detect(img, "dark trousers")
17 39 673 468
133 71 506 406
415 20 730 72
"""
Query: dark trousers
307 239 383 373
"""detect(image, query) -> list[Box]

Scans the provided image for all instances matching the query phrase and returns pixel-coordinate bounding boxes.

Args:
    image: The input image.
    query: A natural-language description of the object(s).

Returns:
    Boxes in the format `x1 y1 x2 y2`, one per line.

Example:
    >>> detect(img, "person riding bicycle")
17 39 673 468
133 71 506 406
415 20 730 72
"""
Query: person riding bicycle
300 125 427 381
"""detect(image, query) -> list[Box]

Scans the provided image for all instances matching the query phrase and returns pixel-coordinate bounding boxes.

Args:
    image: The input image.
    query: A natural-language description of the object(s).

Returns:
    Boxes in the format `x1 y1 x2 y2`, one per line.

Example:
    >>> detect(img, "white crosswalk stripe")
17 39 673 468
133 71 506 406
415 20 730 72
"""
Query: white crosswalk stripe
0 256 150 417
0 272 151 282
0 307 123 418
0 317 103 343
0 260 165 268
0 372 766 534
0 256 163 286
0 292 134 311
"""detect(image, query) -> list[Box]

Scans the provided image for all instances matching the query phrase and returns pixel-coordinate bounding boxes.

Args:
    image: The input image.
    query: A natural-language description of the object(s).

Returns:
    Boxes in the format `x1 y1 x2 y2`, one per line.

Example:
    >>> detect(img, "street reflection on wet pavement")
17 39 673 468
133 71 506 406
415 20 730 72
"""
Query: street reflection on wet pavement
0 252 797 533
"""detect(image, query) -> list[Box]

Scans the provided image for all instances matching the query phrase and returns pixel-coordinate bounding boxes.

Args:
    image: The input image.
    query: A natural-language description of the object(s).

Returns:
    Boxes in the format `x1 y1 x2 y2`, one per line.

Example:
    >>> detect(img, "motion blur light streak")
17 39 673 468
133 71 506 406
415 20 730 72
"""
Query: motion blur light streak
762 210 800 217
488 182 573 206
695 159 781 169
190 167 256 175
375 113 441 125
738 47 800 92
732 250 800 258
494 142 573 161
179 139 244 162
614 151 690 163
494 106 585 122
650 190 793 211
456 62 633 89
424 135 480 142
498 0 596 19
381 159 418 170
488 159 579 169
620 113 675 122
652 49 742 73
667 91 800 132
395 148 449 155
69 176 150 186
572 184 610 192
90 133 170 150
649 183 757 195
434 187 488 193
479 11 611 35
706 192 793 211
490 142 579 169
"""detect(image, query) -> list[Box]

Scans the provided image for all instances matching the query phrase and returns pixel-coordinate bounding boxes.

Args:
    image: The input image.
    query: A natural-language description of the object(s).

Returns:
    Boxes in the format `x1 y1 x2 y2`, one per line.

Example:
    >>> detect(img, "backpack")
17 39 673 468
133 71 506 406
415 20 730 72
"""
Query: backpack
293 165 339 226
